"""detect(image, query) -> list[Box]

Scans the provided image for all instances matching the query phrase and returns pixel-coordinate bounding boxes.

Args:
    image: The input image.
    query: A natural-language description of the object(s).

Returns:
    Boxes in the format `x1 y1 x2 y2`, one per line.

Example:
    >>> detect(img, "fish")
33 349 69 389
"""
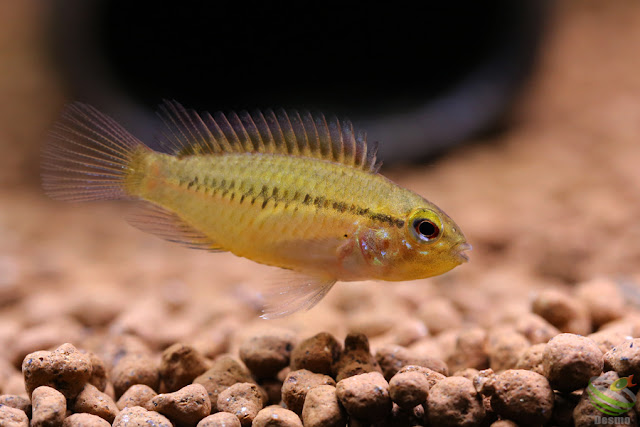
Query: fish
42 100 471 318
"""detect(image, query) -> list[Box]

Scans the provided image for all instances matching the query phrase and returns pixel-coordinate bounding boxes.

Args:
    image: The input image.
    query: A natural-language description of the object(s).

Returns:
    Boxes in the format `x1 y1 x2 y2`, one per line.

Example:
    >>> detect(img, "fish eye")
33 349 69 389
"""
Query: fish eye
412 218 440 242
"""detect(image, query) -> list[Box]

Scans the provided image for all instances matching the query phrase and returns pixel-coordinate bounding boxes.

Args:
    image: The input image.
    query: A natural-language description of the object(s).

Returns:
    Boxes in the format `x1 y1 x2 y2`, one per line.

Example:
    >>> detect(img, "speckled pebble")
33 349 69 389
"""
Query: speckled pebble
289 332 341 376
603 338 640 379
150 383 211 427
0 404 29 427
0 395 31 418
112 405 173 427
63 413 112 427
196 412 241 427
515 343 546 375
332 332 382 382
216 382 265 427
389 369 431 409
22 343 93 399
160 343 210 392
301 385 346 427
73 383 119 423
446 327 489 373
281 369 335 415
111 354 160 399
543 333 603 392
193 354 254 412
486 328 530 372
252 405 302 426
31 385 67 427
239 329 296 379
375 344 448 381
116 384 157 410
427 376 485 427
335 371 392 422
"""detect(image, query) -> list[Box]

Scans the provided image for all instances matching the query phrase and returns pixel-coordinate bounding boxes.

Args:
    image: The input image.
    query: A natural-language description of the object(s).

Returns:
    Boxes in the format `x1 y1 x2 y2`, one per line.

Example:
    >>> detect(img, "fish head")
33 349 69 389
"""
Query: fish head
355 205 470 281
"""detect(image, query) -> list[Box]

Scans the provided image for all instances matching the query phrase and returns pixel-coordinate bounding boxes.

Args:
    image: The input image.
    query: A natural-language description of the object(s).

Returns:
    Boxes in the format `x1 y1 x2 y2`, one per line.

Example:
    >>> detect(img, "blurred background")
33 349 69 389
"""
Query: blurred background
0 0 640 361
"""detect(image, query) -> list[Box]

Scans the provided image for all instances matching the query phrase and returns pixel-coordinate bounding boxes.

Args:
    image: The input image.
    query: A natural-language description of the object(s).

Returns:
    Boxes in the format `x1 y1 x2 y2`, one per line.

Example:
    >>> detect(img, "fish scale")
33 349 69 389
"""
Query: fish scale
42 100 470 318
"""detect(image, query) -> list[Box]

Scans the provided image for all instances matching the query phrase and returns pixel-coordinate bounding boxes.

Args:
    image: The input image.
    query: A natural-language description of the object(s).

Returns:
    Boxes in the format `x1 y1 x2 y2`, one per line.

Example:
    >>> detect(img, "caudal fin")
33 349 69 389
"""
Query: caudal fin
42 103 146 202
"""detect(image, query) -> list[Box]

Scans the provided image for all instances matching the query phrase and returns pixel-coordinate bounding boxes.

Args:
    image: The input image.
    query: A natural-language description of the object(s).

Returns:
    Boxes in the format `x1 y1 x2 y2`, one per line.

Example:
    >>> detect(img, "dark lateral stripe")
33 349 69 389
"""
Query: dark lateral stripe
184 175 405 227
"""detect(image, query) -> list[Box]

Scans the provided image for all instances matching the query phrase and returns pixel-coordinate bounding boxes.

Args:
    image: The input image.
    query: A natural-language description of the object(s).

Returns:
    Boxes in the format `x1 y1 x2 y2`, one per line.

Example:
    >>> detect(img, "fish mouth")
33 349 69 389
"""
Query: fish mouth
455 242 472 263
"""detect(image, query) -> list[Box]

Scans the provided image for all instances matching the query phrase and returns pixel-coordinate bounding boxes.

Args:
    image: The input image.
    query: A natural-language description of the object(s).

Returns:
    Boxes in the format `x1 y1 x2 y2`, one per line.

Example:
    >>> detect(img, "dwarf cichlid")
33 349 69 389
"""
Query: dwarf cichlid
42 101 470 318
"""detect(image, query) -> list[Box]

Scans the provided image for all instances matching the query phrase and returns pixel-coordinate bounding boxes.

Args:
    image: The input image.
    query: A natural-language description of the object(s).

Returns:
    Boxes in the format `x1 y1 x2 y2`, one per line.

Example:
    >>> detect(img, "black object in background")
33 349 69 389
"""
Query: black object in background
50 1 551 163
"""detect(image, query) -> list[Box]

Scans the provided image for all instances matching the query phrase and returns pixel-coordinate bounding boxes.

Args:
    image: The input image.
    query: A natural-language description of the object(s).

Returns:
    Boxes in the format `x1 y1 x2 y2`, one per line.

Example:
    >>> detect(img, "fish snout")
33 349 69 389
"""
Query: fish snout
455 242 472 263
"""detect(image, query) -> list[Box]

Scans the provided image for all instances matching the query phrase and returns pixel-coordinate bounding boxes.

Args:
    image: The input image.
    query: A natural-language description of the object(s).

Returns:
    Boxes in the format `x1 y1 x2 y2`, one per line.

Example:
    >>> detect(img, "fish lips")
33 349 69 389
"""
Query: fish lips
455 242 472 263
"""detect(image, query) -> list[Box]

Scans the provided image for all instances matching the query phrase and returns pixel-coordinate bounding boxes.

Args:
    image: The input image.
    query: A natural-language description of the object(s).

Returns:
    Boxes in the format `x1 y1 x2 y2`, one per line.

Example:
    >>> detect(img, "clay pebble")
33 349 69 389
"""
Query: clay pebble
427 376 485 427
446 327 489 373
116 384 157 410
31 385 67 427
543 333 603 392
73 383 119 423
332 332 382 382
193 354 254 412
486 328 530 372
0 395 31 417
335 371 392 422
375 344 448 381
389 365 440 409
0 404 29 427
111 353 160 399
603 338 640 379
301 385 346 427
252 405 302 426
63 413 112 427
532 289 591 336
160 343 210 392
112 406 173 427
22 343 93 400
281 369 335 415
239 329 296 379
150 383 211 427
196 412 241 427
289 332 341 376
216 382 264 427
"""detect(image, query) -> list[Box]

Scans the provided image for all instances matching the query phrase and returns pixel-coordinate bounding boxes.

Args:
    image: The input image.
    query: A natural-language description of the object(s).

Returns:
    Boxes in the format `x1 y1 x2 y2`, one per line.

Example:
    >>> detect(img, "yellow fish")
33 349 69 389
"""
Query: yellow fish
42 101 470 318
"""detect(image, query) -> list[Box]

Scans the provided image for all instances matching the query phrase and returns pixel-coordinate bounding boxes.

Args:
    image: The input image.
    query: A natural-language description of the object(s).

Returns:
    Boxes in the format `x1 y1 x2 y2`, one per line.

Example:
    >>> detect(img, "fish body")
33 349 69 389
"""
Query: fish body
42 101 470 317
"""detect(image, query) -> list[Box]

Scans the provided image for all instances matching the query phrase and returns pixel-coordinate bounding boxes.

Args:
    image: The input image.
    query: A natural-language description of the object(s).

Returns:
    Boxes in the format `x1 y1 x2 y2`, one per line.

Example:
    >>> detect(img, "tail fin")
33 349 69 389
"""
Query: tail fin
42 103 146 202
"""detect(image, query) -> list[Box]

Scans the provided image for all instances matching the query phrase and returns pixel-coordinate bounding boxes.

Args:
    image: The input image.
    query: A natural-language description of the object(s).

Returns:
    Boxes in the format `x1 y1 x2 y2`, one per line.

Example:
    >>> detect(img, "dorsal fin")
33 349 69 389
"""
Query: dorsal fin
157 100 381 173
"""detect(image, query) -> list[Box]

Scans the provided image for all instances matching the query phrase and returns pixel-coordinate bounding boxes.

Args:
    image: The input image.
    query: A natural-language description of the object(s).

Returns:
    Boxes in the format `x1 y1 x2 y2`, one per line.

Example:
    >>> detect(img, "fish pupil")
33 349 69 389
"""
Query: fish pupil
415 219 439 239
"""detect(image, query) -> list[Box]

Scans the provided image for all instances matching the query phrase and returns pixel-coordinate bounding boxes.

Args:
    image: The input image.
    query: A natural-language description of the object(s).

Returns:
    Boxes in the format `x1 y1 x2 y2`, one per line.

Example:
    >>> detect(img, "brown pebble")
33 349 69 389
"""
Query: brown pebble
193 354 255 412
239 329 296 380
576 278 625 328
31 385 67 427
515 343 546 375
73 383 119 423
489 421 518 427
301 385 346 427
150 383 211 427
0 404 29 427
252 405 302 426
603 338 640 379
376 344 448 381
22 343 93 399
453 368 480 381
514 313 561 345
84 334 152 370
588 330 631 354
389 370 429 409
289 332 341 376
551 391 581 427
160 343 210 392
486 328 530 372
543 333 603 392
112 406 173 427
427 376 485 427
481 369 554 426
336 371 392 421
0 395 31 418
333 332 382 382
81 351 109 392
216 382 264 427
116 384 157 410
63 413 112 427
196 412 241 427
446 327 489 373
281 369 335 415
258 377 284 406
387 402 425 426
573 371 637 427
111 354 160 399
416 297 463 335
532 289 591 335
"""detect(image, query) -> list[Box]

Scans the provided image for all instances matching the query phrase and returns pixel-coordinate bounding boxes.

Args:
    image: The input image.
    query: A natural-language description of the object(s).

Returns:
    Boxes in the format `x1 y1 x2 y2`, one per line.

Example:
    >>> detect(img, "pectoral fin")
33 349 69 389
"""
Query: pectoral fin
259 273 337 319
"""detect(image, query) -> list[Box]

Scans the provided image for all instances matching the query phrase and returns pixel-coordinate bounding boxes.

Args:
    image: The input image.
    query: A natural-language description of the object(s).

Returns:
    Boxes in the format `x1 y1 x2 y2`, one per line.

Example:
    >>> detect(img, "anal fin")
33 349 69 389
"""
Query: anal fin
126 201 224 252
259 272 337 319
